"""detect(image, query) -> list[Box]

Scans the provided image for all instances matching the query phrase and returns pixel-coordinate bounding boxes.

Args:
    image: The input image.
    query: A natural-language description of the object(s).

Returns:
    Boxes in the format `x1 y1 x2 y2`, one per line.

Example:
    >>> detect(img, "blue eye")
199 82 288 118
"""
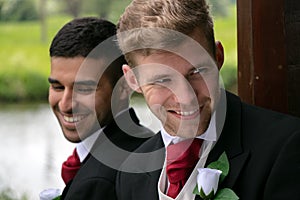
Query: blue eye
154 78 171 84
192 67 209 75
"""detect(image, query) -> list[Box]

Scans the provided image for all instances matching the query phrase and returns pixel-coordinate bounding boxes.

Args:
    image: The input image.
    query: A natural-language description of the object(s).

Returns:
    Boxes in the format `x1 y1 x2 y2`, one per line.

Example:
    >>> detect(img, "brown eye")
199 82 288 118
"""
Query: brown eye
74 86 97 94
51 84 64 91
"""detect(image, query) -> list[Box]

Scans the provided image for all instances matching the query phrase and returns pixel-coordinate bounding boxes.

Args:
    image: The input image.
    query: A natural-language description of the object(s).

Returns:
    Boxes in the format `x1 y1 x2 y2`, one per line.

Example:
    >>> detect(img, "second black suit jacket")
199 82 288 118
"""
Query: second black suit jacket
61 108 154 200
116 92 300 200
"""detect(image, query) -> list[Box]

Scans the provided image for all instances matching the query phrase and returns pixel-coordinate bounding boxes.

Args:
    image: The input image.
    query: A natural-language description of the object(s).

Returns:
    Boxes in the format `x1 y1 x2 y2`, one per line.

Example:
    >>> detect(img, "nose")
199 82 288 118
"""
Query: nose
59 88 73 113
172 78 197 105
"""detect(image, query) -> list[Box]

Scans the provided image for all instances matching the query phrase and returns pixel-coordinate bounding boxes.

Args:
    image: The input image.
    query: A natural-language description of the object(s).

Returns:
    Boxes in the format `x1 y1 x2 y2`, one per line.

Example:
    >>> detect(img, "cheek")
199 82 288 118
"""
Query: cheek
205 78 219 99
95 96 111 109
94 90 112 111
193 77 218 98
142 87 173 117
76 93 101 112
205 72 220 90
143 87 165 107
48 90 59 107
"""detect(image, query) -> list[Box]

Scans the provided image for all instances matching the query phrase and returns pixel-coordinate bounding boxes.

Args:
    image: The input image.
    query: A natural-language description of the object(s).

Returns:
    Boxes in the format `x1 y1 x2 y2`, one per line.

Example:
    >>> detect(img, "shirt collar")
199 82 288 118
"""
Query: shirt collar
75 108 130 162
76 129 101 162
161 112 217 147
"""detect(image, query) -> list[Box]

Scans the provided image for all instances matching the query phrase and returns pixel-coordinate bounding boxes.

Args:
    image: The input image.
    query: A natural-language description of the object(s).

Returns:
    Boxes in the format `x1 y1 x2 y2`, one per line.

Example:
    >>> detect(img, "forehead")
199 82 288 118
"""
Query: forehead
50 56 84 72
135 52 190 74
133 47 214 76
50 56 107 81
131 28 214 71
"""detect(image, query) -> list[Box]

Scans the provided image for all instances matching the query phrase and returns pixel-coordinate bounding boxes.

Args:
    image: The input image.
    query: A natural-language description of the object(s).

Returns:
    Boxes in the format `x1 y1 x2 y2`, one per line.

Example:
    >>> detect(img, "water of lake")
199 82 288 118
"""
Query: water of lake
0 99 160 200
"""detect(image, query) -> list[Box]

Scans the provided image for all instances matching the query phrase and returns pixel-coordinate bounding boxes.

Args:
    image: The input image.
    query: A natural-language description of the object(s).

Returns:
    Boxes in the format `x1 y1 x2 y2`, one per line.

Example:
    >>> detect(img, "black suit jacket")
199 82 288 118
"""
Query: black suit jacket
61 108 154 200
116 92 300 200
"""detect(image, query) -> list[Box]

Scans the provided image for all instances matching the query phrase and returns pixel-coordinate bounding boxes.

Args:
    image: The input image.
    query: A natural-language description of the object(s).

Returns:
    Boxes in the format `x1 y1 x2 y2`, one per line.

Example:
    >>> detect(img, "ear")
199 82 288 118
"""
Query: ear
215 41 224 70
122 64 142 93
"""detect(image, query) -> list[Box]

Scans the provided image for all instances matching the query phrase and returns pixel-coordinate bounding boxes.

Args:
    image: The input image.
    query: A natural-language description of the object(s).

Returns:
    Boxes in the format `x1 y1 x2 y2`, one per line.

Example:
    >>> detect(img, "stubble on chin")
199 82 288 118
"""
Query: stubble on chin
163 105 212 139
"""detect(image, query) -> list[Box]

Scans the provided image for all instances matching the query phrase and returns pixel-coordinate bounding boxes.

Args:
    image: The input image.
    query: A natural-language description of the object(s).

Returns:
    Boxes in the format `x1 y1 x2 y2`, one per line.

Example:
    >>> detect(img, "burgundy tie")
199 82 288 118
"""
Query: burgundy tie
166 138 203 199
61 148 81 184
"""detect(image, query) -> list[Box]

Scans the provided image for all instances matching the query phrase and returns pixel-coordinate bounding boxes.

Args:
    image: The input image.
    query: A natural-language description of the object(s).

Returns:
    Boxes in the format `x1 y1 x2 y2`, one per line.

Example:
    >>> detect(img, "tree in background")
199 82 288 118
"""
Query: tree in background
0 0 235 22
39 0 47 43
0 0 38 21
93 0 112 18
0 0 4 20
82 0 113 19
64 0 83 17
208 0 233 17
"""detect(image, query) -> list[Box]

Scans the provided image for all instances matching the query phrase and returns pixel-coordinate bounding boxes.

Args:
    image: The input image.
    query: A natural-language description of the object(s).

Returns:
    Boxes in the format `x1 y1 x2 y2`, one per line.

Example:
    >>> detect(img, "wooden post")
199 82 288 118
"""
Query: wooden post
237 0 300 117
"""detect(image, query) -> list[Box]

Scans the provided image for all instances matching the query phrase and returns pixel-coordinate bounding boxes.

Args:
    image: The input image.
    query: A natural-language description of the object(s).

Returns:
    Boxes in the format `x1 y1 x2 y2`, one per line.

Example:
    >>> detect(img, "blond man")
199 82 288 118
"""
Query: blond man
115 0 300 200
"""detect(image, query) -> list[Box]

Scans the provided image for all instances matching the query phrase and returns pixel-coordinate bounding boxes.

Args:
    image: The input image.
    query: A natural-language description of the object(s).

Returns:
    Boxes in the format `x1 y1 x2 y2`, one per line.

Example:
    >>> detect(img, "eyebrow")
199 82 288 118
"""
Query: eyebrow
146 74 172 83
74 80 98 86
48 77 98 86
48 77 59 84
193 58 215 69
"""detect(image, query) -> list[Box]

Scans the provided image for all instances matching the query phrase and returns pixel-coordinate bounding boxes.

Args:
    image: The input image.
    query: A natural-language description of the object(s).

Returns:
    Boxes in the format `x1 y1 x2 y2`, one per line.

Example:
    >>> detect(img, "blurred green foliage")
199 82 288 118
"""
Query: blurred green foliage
214 6 237 92
0 15 72 102
209 0 232 17
0 2 237 103
0 0 38 21
0 187 28 200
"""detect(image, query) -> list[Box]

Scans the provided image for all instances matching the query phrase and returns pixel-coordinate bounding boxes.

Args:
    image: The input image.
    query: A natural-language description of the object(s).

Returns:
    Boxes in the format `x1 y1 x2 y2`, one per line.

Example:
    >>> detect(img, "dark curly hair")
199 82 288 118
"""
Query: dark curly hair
50 17 126 87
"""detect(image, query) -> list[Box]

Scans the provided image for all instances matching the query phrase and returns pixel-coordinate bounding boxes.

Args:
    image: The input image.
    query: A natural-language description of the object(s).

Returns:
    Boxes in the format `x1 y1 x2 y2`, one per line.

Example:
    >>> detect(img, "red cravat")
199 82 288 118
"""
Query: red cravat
166 138 203 199
61 148 81 184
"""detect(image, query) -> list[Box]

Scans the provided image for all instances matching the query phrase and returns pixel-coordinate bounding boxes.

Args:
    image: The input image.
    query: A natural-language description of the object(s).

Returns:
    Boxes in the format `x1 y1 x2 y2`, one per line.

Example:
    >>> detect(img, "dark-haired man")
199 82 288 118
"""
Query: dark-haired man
48 17 153 200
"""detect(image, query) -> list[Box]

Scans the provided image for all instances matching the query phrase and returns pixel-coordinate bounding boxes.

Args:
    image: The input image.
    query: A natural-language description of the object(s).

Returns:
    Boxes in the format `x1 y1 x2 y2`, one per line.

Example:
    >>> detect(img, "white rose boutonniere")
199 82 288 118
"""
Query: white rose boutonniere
39 188 61 200
196 168 222 198
193 152 239 200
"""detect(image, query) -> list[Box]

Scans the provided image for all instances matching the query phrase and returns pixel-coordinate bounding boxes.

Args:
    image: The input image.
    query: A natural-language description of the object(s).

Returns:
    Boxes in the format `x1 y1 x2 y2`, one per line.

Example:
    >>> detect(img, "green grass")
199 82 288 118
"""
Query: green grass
0 15 72 75
214 5 237 92
0 5 237 102
0 15 72 102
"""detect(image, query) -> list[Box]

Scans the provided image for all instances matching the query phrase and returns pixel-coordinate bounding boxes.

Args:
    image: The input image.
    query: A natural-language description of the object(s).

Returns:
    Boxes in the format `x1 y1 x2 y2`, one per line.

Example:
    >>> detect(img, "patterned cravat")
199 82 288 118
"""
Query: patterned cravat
166 138 203 199
61 148 81 184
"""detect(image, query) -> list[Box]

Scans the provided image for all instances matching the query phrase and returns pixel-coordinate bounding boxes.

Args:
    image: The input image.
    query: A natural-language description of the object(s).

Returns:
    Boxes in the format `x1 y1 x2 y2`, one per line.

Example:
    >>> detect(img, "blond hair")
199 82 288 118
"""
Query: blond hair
117 0 216 66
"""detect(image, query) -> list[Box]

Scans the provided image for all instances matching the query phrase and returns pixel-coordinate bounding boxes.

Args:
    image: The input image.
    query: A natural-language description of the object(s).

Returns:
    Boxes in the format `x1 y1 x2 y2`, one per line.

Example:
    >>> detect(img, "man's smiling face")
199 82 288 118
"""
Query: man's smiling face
130 50 219 138
122 28 224 138
48 56 113 142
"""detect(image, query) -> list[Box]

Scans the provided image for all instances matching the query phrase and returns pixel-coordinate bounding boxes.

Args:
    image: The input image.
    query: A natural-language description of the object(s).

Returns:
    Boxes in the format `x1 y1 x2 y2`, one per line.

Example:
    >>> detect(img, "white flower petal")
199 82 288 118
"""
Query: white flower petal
39 188 61 200
197 168 222 196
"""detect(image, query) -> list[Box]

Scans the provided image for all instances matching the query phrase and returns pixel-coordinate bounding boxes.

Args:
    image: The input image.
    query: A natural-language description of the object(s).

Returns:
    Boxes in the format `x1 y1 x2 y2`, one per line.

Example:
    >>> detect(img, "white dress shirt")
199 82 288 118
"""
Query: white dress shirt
76 129 101 163
158 112 217 200
76 108 131 162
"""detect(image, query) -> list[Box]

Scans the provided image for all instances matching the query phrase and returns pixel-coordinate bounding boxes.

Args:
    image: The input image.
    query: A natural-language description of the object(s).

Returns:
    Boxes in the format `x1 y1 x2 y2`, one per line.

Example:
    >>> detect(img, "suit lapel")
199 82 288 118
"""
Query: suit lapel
115 107 155 138
138 94 249 196
130 132 165 200
206 92 249 188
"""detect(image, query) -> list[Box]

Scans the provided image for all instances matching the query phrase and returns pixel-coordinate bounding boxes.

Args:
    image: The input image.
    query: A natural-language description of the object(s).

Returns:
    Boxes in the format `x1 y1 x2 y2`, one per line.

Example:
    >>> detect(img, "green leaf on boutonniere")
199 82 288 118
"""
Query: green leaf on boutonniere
193 184 199 195
193 185 214 200
214 188 239 200
207 152 229 183
193 152 239 199
52 196 61 200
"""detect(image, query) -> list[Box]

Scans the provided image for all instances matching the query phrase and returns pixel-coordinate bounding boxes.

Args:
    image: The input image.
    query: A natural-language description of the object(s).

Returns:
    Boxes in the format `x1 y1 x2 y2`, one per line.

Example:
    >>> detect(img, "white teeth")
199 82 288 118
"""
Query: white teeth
64 115 85 123
176 109 199 116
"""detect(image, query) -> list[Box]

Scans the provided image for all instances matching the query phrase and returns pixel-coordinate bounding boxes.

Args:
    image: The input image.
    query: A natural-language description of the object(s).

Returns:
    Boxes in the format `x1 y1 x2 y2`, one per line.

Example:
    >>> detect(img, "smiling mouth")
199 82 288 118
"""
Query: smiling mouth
63 115 86 123
174 109 199 116
167 108 200 119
